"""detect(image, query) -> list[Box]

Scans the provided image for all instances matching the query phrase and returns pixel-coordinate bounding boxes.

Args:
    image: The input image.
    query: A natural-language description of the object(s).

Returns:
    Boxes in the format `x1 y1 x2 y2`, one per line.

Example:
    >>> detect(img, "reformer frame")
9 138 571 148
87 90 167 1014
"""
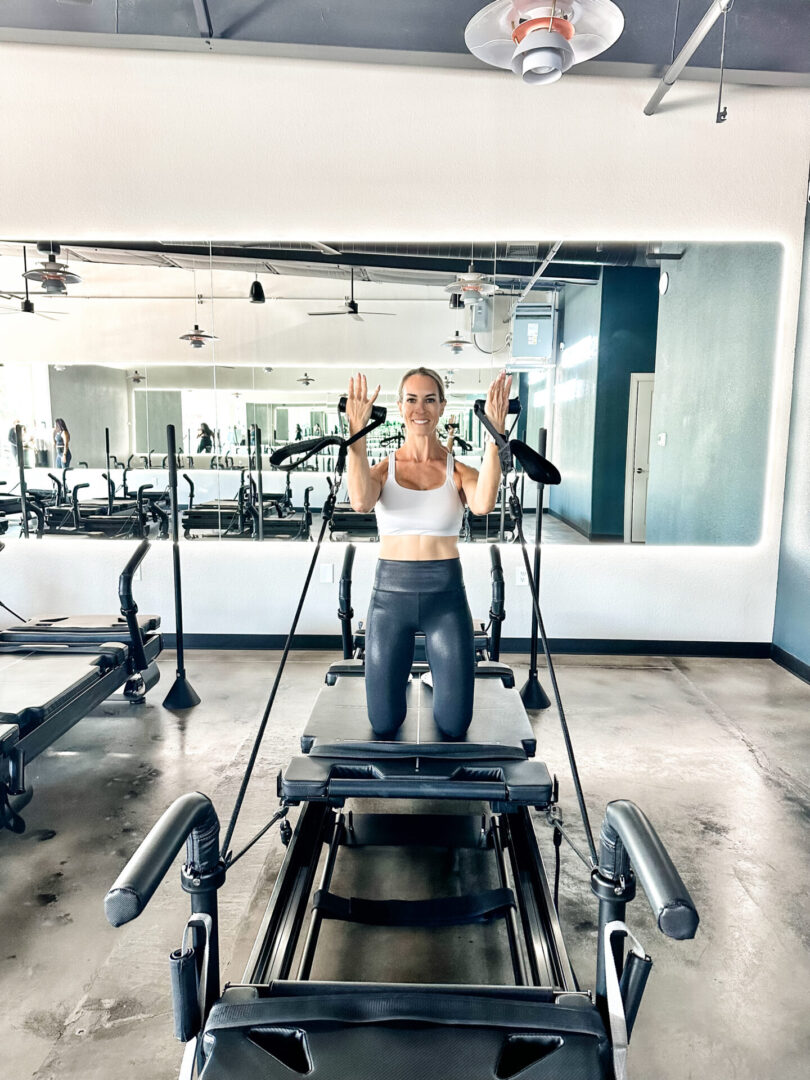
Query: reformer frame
104 403 699 1080
0 539 162 832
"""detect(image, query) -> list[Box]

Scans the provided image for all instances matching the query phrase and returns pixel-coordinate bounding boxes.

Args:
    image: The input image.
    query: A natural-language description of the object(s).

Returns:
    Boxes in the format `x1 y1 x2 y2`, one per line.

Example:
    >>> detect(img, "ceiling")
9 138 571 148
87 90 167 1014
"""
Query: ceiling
0 1 807 86
0 240 671 296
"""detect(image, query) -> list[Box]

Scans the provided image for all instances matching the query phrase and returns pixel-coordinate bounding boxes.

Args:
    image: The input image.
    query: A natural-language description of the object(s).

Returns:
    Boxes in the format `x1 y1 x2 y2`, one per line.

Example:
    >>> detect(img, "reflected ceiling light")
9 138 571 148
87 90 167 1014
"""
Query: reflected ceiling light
297 372 315 386
465 0 624 85
249 277 266 304
442 331 473 355
444 370 456 390
658 272 670 296
263 366 274 374
445 265 496 302
179 324 218 348
23 244 81 295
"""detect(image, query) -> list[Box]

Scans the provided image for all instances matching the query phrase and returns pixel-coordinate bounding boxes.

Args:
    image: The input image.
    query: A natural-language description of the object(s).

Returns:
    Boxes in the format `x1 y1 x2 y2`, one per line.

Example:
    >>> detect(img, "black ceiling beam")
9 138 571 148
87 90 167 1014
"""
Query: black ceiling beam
191 0 214 39
52 241 603 283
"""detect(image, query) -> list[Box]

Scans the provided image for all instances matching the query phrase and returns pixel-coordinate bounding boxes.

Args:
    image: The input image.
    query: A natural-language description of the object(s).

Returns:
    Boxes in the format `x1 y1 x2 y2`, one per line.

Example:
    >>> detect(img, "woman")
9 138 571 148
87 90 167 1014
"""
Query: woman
53 418 71 468
346 366 511 738
197 422 214 454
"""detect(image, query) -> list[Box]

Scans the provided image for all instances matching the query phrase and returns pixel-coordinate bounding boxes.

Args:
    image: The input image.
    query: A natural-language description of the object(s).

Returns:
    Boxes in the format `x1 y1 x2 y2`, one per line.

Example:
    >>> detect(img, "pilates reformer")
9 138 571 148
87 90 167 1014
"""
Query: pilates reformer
328 500 380 541
0 539 163 833
104 401 699 1079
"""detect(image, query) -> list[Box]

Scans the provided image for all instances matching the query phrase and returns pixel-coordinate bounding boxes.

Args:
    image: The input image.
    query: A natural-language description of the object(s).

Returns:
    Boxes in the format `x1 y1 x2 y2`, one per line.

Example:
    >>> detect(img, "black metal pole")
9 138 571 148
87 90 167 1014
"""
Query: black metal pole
254 424 264 541
105 428 114 514
162 424 201 710
15 425 29 539
520 428 551 710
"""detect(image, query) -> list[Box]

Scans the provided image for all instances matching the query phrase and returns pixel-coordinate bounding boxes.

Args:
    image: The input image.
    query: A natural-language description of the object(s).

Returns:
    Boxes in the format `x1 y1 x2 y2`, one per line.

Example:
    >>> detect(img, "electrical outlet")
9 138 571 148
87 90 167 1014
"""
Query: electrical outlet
515 567 528 587
320 563 335 584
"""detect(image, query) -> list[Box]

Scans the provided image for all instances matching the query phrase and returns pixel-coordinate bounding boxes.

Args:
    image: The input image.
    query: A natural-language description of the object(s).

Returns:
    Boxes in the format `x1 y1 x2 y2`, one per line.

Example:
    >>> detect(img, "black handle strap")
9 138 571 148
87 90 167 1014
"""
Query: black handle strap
271 402 387 470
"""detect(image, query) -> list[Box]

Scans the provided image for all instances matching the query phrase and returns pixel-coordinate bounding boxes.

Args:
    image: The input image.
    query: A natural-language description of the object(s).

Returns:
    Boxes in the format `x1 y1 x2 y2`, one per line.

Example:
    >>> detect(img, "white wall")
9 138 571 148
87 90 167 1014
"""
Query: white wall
1 43 809 642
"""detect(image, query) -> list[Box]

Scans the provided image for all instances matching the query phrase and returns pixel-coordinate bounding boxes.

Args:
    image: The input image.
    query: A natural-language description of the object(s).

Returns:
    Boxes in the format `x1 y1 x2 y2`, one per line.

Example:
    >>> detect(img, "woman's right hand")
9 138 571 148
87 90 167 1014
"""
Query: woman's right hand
346 373 381 435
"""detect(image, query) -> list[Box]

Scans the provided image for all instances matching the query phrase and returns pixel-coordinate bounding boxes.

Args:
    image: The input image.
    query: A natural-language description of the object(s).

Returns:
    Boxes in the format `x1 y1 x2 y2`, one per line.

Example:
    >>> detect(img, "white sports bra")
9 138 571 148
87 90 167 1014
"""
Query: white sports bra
375 452 464 537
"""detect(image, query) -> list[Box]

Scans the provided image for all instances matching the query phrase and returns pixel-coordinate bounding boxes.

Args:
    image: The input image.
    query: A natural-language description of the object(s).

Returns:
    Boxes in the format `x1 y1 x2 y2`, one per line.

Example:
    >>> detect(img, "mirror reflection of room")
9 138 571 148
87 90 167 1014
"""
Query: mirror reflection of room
0 240 781 545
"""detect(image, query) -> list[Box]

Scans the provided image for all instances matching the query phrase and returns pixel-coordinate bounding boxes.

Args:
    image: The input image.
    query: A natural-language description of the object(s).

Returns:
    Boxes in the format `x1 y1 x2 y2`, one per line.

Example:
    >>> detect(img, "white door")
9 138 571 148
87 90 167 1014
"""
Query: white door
624 374 655 543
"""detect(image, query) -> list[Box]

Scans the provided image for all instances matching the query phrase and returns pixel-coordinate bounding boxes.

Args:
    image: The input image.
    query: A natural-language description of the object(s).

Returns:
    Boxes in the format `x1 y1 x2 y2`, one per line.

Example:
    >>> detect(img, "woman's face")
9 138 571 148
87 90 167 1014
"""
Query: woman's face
398 375 445 436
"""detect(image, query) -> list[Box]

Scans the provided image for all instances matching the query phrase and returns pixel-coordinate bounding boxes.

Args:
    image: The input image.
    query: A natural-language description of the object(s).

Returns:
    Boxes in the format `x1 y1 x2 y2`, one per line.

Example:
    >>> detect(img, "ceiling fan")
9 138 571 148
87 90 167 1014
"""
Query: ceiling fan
308 267 395 321
0 249 67 320
297 372 315 386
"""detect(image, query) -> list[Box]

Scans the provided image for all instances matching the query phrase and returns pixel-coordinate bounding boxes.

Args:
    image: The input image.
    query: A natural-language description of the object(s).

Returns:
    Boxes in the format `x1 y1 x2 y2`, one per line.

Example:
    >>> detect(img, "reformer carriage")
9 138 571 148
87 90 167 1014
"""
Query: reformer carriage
104 401 698 1079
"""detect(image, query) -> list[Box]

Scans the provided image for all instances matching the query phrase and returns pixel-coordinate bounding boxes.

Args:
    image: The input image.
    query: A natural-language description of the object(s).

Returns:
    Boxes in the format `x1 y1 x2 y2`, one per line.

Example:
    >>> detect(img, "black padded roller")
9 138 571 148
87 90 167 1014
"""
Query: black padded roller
104 791 219 927
601 800 699 940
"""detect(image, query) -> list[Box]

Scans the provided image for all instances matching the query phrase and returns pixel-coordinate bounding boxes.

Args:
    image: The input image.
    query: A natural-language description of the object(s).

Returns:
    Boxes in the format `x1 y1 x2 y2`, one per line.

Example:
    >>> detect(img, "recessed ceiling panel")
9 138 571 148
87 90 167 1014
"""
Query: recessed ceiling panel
0 0 117 33
675 0 810 73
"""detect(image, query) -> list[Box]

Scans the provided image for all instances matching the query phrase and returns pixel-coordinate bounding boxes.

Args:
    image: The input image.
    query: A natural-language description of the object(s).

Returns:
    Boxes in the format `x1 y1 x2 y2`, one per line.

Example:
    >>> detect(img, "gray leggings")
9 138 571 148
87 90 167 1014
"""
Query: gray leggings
365 558 474 738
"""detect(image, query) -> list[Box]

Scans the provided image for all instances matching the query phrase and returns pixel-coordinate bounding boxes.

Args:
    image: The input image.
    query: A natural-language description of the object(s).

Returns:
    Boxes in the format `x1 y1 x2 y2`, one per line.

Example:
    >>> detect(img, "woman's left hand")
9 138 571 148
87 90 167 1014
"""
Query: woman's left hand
485 371 513 434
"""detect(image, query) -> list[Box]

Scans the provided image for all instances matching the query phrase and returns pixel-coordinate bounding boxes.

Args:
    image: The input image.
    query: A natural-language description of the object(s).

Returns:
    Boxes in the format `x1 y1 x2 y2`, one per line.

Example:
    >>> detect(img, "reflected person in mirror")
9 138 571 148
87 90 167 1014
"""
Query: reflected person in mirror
197 423 214 453
53 418 71 468
346 367 511 738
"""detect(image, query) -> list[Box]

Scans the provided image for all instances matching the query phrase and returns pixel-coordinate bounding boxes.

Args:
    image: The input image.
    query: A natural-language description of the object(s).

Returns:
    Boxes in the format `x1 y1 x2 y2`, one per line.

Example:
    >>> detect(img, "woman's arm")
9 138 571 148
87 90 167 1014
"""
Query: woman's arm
345 373 384 512
458 371 512 515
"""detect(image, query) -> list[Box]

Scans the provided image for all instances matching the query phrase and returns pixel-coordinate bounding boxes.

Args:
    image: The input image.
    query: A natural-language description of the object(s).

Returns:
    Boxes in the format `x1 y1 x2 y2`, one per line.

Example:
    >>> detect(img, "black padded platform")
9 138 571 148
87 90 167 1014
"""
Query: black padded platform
0 613 160 644
280 754 552 804
301 676 535 760
198 983 609 1080
0 646 128 731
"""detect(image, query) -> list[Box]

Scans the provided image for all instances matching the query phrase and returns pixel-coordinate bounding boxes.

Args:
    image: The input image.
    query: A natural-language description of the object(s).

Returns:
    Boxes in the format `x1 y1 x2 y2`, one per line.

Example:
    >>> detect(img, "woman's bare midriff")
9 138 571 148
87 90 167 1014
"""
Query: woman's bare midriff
378 534 460 561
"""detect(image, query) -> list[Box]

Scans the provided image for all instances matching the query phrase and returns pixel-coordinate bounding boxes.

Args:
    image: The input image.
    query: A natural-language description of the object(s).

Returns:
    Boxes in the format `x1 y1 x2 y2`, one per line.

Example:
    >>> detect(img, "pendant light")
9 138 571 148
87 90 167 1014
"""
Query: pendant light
465 0 625 85
249 265 265 304
180 268 218 348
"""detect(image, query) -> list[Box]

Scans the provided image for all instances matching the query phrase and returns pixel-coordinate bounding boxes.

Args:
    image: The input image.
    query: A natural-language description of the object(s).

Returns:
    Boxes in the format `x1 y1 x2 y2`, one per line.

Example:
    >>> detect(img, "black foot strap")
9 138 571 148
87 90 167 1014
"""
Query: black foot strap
313 887 515 927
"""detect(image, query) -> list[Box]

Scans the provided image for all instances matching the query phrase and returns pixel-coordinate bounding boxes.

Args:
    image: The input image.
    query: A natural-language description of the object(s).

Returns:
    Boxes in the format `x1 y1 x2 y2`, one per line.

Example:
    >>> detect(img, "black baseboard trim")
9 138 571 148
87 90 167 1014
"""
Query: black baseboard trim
165 634 772 659
770 644 810 685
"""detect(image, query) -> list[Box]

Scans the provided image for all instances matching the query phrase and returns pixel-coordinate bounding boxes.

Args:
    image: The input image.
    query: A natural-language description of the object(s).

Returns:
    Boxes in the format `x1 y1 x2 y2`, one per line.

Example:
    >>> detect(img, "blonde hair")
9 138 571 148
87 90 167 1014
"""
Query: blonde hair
397 367 446 404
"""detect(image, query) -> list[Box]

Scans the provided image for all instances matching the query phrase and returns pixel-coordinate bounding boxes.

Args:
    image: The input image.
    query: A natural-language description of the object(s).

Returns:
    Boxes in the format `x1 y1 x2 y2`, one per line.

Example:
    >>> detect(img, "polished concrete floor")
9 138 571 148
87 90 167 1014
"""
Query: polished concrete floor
2 650 809 1079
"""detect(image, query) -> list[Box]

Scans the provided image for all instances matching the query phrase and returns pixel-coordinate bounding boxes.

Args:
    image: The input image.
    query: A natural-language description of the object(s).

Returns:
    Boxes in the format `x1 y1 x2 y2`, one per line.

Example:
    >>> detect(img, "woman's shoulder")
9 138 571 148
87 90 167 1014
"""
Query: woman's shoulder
453 456 478 479
370 457 389 483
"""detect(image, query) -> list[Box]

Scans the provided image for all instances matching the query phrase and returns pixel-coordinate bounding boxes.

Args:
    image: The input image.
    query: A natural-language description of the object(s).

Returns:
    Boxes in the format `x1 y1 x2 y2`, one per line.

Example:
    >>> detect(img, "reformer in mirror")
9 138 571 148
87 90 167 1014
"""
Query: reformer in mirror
0 240 782 545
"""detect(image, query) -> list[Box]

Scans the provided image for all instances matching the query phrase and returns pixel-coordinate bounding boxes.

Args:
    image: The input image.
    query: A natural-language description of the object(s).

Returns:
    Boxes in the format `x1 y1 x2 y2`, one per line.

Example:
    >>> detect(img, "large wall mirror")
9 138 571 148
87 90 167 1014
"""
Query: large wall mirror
0 240 782 545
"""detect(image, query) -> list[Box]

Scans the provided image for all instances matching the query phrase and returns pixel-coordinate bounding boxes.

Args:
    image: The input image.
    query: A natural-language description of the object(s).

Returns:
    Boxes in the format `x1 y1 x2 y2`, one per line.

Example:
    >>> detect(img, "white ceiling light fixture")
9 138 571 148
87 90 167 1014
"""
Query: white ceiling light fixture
465 0 625 85
445 266 497 303
179 324 217 348
442 331 473 355
23 243 82 295
180 269 217 348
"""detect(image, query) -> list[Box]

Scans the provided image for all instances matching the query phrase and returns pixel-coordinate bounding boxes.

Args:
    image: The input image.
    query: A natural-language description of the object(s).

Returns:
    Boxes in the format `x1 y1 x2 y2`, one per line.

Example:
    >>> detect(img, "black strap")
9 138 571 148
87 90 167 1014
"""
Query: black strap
313 887 515 927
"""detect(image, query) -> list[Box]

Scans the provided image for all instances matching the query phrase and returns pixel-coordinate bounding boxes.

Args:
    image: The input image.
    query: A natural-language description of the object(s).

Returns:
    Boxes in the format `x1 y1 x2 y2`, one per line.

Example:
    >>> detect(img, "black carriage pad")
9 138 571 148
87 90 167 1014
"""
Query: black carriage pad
0 613 160 645
198 983 610 1080
301 677 535 760
280 755 552 805
0 645 129 732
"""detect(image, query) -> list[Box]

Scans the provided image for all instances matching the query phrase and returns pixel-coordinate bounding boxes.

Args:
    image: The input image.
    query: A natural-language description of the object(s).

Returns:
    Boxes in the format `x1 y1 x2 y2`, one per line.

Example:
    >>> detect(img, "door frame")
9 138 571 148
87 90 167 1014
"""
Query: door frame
624 372 655 543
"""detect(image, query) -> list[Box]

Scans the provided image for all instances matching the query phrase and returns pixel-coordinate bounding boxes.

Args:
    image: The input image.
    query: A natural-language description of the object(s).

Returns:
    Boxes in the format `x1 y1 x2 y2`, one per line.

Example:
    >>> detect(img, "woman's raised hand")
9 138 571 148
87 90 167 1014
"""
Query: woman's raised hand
485 370 513 434
346 373 381 435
